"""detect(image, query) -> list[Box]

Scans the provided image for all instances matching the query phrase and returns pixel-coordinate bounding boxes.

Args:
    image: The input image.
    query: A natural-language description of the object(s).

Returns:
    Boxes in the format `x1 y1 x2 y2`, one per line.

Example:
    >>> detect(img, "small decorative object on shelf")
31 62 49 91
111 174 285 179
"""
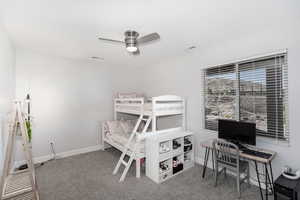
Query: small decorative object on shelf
25 93 32 142
172 156 183 174
184 137 191 145
173 138 181 150
146 128 194 183
26 120 32 142
184 136 193 152
159 159 170 174
184 152 192 162
159 141 171 154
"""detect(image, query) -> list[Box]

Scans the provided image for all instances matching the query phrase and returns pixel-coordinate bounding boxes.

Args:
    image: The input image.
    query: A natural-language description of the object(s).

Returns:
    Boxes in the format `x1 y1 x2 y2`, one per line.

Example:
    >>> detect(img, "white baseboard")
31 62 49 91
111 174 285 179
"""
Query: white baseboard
14 144 103 168
56 144 103 159
195 156 267 189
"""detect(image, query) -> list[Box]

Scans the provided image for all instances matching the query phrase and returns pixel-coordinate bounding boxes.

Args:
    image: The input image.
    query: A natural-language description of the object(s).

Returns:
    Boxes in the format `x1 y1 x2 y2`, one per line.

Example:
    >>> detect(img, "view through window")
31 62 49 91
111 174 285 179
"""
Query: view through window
204 53 288 140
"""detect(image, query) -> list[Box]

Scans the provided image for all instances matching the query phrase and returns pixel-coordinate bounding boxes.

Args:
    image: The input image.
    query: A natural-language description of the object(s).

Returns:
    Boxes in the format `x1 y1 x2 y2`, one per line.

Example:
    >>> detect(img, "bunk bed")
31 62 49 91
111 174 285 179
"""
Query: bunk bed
102 94 186 181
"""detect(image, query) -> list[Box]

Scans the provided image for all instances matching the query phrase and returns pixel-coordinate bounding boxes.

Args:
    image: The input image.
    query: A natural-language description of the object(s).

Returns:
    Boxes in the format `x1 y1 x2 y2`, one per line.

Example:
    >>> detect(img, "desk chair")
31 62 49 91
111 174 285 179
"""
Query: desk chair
212 139 250 198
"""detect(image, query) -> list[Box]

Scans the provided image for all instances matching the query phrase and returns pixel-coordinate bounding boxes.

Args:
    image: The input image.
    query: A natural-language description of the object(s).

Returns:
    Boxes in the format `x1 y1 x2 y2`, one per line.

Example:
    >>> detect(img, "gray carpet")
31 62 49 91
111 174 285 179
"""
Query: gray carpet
36 148 271 200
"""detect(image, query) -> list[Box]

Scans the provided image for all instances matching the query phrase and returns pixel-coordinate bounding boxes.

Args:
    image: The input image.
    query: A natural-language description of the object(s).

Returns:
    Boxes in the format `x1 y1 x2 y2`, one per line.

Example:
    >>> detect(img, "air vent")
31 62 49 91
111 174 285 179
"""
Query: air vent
187 46 196 50
90 56 104 60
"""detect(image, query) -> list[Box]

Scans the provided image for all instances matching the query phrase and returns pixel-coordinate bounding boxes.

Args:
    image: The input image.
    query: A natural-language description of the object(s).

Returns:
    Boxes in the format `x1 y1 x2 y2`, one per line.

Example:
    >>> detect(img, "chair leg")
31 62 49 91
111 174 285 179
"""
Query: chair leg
214 162 218 187
237 170 241 198
247 164 251 187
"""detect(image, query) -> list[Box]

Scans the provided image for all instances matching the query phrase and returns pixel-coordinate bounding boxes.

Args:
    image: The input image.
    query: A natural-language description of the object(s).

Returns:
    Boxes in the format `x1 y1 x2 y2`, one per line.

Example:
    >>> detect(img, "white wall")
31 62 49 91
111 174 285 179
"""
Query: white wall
0 22 15 170
0 24 15 114
131 4 300 178
15 49 113 160
110 65 145 95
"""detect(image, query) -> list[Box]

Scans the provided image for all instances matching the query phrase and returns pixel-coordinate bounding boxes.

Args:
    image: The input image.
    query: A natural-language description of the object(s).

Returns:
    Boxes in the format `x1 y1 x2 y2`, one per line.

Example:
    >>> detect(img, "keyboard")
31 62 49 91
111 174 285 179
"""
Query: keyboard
226 141 273 159
241 148 272 159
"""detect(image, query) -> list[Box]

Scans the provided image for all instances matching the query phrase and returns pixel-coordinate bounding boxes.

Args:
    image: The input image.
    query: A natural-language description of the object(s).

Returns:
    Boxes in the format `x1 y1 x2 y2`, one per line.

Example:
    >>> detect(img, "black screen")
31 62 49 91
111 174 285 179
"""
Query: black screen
218 119 256 145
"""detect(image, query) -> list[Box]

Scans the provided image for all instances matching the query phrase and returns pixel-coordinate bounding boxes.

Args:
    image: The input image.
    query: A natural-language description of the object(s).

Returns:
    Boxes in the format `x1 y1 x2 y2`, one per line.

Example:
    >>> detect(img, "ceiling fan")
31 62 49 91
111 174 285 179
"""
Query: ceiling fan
98 30 160 55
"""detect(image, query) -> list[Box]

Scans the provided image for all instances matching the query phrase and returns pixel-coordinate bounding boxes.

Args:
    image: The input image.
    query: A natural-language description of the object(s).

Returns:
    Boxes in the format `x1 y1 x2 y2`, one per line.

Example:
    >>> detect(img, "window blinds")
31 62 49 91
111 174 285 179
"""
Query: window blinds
204 65 237 131
203 52 289 141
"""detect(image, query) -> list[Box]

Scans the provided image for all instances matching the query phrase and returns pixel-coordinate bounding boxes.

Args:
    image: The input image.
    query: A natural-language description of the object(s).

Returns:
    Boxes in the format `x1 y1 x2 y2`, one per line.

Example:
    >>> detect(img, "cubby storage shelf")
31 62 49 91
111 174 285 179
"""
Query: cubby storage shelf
146 129 194 183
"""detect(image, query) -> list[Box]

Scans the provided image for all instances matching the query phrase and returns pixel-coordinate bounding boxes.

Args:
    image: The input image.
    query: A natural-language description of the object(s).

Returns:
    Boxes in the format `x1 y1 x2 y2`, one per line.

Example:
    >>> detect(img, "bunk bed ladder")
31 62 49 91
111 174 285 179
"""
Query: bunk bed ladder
113 115 152 182
0 101 39 200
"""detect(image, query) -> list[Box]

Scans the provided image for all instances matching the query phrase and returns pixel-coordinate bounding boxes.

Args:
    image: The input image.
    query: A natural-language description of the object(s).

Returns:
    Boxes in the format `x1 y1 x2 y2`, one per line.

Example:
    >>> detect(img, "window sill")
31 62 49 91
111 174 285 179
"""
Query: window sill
256 135 290 147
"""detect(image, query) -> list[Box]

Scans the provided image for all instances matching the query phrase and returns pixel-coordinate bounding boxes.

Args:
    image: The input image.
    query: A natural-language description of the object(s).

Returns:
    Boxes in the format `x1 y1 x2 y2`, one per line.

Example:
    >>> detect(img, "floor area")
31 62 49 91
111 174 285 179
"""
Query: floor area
36 148 271 200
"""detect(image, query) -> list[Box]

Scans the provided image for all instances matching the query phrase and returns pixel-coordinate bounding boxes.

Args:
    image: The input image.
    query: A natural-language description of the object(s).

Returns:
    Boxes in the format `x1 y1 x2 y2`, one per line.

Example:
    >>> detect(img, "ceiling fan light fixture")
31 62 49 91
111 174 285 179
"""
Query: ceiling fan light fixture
98 30 160 55
126 45 138 52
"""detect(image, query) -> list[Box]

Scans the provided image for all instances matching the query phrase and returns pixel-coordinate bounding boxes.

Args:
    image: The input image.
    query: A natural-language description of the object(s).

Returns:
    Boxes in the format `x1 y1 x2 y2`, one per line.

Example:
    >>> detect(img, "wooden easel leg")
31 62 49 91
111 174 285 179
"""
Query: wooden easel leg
1 102 39 200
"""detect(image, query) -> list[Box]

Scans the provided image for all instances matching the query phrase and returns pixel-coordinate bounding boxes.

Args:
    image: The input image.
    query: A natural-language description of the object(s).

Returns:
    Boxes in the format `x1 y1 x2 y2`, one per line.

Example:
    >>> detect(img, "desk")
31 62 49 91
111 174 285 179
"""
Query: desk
200 139 277 200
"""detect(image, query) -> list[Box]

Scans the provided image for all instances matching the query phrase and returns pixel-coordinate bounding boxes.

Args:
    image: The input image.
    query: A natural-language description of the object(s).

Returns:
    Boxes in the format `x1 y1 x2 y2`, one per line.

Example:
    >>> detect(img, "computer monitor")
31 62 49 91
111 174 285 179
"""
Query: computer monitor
218 119 256 145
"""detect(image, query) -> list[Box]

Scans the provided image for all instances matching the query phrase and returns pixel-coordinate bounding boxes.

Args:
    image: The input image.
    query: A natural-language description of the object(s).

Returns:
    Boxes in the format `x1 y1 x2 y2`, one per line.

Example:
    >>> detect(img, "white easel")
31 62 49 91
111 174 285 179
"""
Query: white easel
0 101 39 200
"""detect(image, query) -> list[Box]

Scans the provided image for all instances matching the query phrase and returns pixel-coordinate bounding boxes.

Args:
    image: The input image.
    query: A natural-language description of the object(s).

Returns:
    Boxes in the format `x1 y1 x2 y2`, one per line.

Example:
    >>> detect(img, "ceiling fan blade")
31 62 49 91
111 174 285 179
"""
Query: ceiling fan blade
98 37 124 44
138 33 160 45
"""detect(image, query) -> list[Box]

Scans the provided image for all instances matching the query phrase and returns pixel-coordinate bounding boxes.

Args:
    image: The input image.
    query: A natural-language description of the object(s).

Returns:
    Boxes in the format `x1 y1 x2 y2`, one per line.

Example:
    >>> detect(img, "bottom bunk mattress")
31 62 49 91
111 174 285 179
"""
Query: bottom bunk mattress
103 120 145 153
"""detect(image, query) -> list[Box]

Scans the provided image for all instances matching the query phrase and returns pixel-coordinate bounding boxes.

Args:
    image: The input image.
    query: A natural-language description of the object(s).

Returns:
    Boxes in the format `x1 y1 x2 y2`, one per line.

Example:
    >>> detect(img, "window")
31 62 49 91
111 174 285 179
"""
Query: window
204 52 289 140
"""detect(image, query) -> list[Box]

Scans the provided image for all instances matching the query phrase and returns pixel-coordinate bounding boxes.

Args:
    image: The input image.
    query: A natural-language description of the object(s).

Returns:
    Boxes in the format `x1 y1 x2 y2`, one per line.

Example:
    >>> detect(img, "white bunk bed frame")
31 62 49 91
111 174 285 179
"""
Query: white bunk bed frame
102 95 186 182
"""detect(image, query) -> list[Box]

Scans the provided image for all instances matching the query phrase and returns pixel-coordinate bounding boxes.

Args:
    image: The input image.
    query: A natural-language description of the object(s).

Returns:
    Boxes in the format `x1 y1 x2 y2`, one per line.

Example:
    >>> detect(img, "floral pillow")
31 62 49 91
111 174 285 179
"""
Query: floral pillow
105 121 124 135
120 120 136 135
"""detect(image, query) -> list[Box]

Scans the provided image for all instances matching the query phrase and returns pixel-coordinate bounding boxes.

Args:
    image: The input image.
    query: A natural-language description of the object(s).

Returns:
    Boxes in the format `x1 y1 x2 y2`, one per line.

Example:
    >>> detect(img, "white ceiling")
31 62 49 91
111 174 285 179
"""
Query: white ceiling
0 0 297 67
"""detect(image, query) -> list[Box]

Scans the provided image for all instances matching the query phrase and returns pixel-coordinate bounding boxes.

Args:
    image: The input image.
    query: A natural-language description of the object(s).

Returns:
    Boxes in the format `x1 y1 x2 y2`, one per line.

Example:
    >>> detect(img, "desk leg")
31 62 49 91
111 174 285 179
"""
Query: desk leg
264 162 274 195
255 161 264 200
269 162 274 191
266 165 273 194
265 163 268 200
202 147 210 178
211 149 215 172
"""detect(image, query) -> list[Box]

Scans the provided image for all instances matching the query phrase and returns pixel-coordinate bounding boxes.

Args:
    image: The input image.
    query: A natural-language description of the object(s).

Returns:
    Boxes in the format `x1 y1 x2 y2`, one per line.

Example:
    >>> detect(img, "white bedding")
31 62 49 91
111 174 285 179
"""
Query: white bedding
103 120 145 153
106 133 145 153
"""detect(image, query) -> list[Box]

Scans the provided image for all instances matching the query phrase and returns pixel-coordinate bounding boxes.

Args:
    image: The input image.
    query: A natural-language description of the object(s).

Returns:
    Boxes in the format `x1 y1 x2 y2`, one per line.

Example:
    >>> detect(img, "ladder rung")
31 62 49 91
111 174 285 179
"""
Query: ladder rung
121 160 128 166
141 117 148 121
11 169 29 175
